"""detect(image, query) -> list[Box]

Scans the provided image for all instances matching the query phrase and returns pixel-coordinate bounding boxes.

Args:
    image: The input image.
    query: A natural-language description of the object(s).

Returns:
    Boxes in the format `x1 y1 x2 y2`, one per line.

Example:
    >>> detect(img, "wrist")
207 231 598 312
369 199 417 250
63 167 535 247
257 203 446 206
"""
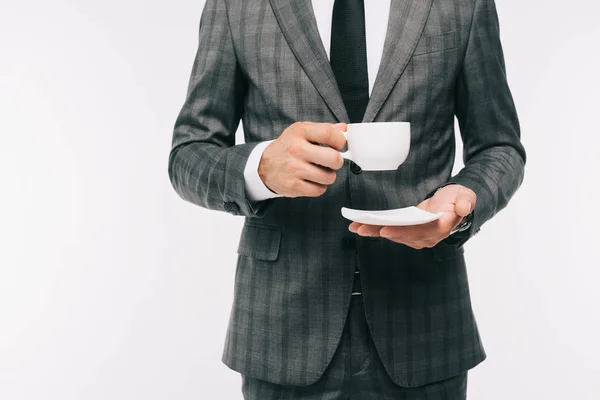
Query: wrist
257 143 279 195
244 140 281 202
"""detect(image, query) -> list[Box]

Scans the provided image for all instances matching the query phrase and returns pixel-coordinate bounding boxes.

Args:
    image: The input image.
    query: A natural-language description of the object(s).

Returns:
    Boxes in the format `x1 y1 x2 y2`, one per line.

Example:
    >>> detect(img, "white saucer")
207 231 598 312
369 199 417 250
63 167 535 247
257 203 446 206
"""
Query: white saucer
341 206 444 226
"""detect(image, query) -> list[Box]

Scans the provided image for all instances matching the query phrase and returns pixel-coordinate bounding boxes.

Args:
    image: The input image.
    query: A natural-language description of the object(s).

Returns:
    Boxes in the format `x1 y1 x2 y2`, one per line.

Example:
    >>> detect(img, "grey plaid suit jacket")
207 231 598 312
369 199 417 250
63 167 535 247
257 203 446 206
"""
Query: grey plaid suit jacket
168 0 526 388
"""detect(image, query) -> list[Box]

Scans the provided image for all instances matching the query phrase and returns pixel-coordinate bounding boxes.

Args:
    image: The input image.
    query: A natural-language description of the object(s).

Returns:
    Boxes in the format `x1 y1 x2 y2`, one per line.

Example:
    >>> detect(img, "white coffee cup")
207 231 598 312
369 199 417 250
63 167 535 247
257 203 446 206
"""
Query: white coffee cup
340 122 411 171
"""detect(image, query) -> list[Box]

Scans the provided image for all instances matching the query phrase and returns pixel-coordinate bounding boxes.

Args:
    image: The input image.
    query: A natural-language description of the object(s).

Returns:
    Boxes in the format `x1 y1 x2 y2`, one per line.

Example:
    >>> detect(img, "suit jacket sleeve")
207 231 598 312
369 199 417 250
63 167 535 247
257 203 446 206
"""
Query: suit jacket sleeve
168 0 269 218
446 0 526 244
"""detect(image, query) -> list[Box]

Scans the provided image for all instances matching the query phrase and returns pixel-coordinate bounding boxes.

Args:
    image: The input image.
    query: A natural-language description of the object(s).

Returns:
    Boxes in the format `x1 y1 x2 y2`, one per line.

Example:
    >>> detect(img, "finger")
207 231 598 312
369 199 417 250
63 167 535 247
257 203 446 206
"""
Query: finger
303 143 344 170
455 187 476 217
298 162 338 186
355 224 384 237
330 123 348 150
379 221 441 240
319 123 347 150
379 225 421 239
348 222 361 233
304 123 347 150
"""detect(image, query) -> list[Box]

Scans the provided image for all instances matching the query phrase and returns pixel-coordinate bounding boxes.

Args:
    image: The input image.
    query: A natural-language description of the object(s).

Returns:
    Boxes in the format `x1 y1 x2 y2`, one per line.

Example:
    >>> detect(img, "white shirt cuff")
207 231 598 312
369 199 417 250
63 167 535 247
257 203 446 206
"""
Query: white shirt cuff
244 140 283 202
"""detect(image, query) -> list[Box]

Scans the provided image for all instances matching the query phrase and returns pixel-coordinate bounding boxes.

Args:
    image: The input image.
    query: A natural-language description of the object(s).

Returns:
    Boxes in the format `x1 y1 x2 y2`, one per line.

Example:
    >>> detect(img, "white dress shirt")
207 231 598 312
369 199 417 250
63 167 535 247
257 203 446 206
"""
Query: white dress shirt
244 0 392 202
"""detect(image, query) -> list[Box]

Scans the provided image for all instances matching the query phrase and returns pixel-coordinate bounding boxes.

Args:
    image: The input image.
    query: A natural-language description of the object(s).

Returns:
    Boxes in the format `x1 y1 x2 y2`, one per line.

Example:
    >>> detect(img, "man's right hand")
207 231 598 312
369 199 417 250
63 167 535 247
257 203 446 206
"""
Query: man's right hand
258 122 348 198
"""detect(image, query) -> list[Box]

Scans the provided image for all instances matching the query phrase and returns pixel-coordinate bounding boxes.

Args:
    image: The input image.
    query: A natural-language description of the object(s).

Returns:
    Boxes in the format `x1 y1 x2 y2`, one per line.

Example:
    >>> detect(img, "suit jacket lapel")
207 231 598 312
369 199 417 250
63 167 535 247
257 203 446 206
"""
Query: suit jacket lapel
269 0 349 123
362 0 433 122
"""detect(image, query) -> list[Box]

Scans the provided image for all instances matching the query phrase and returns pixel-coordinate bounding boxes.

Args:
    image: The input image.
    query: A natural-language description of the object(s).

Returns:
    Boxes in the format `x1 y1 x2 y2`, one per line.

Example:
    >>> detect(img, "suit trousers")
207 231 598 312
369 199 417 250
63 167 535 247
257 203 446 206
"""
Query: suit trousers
241 274 468 399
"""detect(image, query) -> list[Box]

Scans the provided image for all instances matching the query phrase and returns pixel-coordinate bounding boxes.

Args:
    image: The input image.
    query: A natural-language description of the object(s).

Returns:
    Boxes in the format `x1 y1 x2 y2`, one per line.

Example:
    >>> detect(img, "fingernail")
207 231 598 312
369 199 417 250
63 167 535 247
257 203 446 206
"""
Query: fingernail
381 233 392 239
362 232 372 237
348 226 357 233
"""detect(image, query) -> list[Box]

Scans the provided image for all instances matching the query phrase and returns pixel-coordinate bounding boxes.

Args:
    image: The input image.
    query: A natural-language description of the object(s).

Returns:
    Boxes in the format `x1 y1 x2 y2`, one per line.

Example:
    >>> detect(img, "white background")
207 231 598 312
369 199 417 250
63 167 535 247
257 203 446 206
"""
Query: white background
1 1 599 399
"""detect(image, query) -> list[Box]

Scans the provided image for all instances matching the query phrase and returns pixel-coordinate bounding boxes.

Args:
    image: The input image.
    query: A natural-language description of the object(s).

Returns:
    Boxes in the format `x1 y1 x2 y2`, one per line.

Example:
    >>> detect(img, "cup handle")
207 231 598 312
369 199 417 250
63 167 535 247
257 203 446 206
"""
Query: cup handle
339 130 352 161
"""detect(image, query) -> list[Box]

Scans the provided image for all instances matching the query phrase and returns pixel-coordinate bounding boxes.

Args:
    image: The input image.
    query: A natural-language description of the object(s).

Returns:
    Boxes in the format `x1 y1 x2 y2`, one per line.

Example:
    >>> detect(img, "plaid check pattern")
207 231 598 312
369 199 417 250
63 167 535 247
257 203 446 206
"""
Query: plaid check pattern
168 0 526 388
242 296 468 399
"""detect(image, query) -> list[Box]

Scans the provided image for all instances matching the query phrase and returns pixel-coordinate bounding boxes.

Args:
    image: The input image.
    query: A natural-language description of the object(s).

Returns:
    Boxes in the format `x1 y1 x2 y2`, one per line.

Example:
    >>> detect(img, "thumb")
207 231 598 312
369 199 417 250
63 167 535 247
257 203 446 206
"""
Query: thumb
333 122 347 132
455 187 476 217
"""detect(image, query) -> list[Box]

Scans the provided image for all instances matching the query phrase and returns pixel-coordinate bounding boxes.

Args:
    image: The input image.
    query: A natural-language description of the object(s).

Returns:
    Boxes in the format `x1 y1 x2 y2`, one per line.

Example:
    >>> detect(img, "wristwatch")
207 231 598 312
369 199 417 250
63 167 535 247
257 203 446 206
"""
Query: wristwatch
450 212 473 235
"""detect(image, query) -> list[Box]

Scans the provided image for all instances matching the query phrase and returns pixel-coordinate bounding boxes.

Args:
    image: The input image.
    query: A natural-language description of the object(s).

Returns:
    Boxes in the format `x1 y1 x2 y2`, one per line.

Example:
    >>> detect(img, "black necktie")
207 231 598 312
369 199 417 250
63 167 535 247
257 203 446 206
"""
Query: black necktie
330 0 369 123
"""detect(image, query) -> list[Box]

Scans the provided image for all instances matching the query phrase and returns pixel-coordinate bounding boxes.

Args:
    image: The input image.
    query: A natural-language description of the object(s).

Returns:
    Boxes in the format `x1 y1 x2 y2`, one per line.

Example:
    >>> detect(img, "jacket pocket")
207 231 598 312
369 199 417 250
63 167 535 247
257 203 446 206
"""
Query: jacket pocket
412 31 456 56
237 222 282 261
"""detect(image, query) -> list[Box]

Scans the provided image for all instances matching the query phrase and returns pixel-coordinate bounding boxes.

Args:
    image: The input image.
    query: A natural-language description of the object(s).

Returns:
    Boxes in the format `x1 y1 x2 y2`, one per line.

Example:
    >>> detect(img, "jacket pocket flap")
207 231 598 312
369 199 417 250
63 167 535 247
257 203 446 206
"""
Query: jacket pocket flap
237 222 282 261
413 31 456 56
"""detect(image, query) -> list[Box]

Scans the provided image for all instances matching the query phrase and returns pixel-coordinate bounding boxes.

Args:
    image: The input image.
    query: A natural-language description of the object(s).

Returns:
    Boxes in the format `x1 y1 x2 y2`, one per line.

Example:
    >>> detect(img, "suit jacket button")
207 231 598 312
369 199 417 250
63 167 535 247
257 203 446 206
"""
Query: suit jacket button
350 162 362 175
224 202 239 214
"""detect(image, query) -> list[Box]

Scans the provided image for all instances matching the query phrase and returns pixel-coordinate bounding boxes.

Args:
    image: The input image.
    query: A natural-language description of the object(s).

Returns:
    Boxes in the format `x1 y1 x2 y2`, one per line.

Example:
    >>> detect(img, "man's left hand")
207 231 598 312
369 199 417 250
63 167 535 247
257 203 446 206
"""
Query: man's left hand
348 184 476 249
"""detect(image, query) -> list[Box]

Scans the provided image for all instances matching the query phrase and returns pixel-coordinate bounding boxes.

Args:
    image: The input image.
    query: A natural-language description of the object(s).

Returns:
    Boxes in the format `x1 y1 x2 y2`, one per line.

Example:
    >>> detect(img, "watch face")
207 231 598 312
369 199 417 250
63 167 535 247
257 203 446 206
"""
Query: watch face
459 213 473 231
451 213 472 235
458 220 472 232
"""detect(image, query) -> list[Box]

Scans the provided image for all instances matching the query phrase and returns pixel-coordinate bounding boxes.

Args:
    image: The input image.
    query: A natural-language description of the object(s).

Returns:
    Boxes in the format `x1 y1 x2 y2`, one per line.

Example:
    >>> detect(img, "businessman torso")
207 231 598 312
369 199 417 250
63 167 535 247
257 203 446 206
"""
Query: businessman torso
169 0 525 388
